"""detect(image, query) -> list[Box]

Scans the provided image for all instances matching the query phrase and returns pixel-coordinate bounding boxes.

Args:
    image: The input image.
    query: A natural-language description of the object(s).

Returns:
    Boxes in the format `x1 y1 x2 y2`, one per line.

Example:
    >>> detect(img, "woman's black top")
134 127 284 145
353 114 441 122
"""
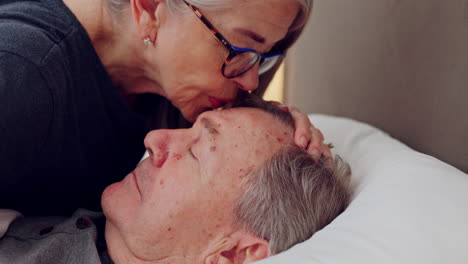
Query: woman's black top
0 0 190 215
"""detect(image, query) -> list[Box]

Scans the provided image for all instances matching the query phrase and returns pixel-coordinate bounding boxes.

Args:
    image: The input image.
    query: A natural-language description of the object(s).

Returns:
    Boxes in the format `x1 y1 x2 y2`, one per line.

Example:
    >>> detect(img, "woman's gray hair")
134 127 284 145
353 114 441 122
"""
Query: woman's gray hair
105 0 312 51
168 0 312 33
234 146 351 255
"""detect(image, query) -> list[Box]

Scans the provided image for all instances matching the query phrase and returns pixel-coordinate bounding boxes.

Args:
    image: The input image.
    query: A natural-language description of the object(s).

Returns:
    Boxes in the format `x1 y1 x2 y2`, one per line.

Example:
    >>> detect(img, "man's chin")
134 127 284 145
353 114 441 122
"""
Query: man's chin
101 182 119 216
101 175 141 219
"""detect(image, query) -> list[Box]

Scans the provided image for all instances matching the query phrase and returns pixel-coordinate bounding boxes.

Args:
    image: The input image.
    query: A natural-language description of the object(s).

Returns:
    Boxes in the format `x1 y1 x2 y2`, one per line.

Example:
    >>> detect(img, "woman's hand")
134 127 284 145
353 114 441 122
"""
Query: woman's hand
281 105 333 162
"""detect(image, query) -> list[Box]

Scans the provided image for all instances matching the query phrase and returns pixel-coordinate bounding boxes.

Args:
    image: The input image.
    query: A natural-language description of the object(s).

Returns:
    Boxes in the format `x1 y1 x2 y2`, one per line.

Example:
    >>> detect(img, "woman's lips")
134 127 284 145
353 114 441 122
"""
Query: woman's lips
208 96 233 108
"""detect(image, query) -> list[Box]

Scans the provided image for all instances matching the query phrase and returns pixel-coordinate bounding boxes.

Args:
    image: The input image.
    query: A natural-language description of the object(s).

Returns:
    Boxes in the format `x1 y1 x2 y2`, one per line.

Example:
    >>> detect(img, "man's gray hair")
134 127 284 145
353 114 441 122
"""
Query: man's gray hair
232 93 351 255
235 147 351 254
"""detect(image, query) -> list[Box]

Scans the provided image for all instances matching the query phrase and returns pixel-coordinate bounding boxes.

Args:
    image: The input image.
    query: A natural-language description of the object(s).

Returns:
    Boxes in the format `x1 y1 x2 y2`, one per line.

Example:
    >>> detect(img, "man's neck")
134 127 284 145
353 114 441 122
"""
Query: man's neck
105 221 201 264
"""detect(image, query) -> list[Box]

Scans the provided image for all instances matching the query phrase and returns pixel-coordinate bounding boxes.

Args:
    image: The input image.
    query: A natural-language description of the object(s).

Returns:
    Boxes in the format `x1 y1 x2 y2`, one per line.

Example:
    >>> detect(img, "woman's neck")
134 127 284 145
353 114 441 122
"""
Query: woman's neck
63 0 161 98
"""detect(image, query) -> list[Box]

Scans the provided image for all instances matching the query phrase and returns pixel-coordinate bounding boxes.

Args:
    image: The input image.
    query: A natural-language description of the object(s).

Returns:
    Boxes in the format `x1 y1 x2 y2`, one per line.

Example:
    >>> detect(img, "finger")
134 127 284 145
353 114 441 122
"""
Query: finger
307 142 333 162
323 145 333 160
306 125 325 151
288 106 313 148
307 126 331 161
307 145 321 161
310 124 325 143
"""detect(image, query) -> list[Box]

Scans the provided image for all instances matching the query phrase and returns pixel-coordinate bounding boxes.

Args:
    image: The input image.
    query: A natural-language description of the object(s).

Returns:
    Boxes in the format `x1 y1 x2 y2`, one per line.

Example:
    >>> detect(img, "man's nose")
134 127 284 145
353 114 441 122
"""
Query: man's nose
144 130 171 168
232 63 260 91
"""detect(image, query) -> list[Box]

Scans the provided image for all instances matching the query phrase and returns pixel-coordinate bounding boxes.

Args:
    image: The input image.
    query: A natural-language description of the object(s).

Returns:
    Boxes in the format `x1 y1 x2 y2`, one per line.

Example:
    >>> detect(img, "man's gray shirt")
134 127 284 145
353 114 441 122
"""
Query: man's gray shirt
0 209 113 264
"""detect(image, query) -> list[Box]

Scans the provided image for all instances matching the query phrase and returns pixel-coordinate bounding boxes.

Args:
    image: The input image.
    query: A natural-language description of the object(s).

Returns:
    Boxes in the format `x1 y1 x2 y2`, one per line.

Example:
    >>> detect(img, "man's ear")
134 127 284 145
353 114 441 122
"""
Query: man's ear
205 230 270 264
131 0 165 42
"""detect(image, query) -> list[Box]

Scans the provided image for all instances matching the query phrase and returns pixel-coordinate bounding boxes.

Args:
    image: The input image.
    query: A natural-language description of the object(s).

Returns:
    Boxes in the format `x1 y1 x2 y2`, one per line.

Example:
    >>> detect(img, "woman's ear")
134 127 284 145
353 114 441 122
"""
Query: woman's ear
205 231 270 264
131 0 164 42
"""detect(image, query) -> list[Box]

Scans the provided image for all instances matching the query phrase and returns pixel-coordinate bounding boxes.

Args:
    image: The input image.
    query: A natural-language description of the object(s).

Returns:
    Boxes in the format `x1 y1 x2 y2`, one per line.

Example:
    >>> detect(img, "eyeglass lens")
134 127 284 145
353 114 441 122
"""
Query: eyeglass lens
224 52 280 78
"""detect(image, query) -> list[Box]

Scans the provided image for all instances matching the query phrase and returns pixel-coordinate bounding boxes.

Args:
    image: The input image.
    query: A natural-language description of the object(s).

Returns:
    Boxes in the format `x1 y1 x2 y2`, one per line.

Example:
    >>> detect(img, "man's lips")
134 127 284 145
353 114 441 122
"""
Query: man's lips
208 96 233 108
132 171 142 198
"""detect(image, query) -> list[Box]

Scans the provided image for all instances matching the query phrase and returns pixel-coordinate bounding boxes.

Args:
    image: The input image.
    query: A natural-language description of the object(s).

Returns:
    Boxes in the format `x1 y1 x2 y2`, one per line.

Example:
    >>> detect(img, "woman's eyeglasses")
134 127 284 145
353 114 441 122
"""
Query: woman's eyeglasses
184 1 283 78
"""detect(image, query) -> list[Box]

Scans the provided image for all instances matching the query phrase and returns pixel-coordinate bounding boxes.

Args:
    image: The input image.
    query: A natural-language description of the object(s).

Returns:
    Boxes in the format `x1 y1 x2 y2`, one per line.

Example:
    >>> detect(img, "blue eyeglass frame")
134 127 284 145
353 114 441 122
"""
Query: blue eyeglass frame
183 1 283 78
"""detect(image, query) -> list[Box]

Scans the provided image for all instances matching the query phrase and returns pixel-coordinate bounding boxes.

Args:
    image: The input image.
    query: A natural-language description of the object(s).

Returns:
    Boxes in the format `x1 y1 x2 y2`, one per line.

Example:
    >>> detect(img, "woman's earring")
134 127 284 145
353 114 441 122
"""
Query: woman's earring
143 37 153 46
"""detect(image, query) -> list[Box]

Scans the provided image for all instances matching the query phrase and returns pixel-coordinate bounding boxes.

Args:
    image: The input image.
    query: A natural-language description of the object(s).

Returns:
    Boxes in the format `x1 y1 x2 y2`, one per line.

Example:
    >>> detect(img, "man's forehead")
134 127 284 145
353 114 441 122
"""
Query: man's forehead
197 108 293 180
197 108 292 133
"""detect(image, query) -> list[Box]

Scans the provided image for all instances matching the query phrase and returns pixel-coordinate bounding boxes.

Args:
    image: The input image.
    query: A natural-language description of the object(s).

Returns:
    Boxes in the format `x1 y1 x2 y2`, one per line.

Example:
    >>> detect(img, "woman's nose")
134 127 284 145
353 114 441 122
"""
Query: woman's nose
232 63 260 91
144 130 170 168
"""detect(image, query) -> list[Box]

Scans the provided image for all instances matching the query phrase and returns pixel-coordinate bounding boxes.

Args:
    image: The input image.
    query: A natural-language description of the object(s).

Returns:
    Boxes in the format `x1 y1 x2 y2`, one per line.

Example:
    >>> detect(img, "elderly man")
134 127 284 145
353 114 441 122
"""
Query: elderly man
0 98 351 264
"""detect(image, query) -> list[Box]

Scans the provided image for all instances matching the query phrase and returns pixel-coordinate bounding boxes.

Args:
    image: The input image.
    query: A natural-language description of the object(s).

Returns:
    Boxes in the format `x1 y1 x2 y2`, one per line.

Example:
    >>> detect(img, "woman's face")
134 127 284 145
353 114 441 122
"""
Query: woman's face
143 0 299 122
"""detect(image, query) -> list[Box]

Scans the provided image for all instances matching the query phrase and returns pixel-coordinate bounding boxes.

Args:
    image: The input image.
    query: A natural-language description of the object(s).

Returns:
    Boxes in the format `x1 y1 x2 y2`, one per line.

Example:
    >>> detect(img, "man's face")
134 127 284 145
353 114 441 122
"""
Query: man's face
102 108 293 262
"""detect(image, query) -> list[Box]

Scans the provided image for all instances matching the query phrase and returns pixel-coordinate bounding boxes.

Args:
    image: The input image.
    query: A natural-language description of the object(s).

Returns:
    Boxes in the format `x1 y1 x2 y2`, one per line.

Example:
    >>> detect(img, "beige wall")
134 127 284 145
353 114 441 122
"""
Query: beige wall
263 63 285 103
285 0 468 172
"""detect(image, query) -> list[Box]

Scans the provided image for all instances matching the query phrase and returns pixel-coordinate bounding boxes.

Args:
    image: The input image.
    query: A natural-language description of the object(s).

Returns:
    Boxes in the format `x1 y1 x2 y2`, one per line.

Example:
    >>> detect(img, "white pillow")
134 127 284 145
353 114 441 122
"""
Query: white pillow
258 114 468 264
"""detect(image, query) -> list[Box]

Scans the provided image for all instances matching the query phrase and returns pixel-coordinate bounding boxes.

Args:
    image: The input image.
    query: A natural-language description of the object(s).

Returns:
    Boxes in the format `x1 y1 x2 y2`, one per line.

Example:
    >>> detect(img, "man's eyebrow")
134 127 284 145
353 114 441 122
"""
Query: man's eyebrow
233 28 266 44
201 117 219 137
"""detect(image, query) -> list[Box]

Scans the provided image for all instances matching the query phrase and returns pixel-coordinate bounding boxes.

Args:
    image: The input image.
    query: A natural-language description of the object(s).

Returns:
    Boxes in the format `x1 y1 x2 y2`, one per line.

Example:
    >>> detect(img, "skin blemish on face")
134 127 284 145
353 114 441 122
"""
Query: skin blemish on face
155 142 169 168
158 143 167 150
160 179 164 186
277 137 284 143
210 146 216 152
234 144 238 148
168 227 172 232
173 153 182 160
156 151 168 168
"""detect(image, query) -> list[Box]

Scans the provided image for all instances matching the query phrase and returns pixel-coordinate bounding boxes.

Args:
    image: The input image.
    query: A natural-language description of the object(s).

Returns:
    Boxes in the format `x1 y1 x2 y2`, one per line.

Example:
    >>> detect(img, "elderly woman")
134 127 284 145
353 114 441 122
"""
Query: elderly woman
0 0 326 216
